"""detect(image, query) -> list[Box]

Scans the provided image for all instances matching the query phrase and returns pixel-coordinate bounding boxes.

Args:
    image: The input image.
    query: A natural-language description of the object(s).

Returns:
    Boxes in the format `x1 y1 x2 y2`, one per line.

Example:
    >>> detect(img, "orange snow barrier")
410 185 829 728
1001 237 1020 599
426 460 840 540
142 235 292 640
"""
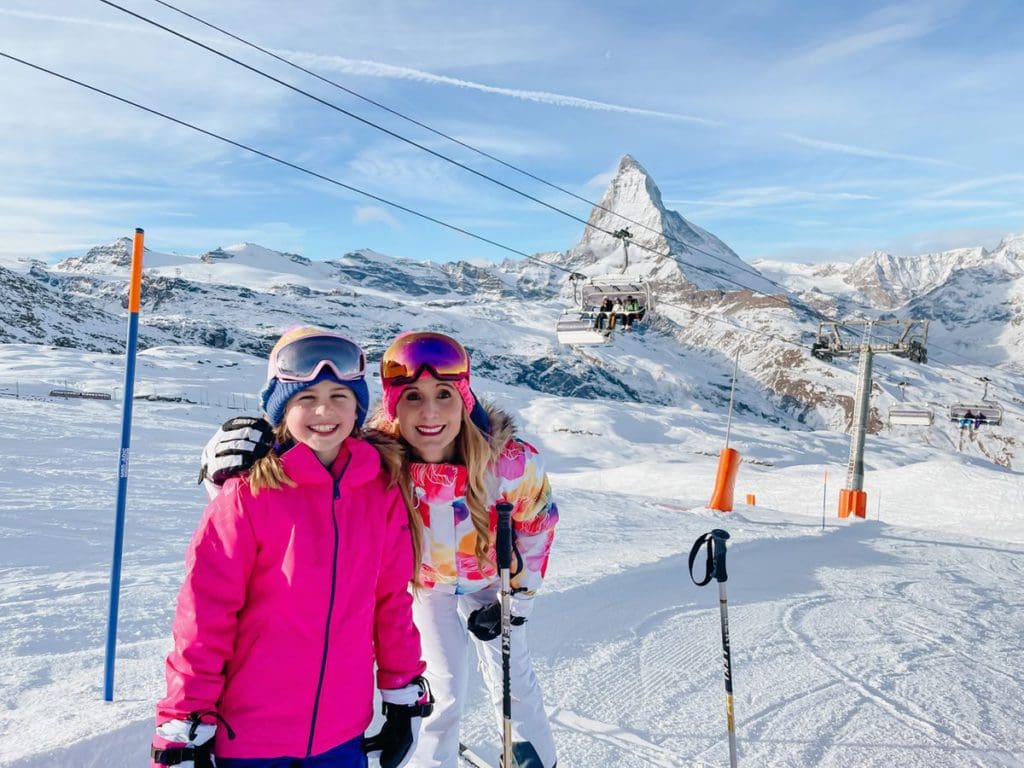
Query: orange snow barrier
745 494 756 506
838 488 867 519
709 447 741 512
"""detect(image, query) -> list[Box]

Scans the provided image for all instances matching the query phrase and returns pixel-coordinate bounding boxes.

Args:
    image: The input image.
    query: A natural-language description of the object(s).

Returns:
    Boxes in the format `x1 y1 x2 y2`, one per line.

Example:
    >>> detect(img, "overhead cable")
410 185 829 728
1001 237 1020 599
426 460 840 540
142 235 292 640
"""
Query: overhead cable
148 0 778 289
96 0 796 300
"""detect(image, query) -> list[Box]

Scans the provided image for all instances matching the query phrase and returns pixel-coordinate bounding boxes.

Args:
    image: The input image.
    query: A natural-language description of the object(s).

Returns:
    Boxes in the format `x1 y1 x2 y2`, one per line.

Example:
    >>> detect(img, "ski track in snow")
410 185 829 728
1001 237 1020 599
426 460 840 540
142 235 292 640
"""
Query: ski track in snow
2 351 1024 767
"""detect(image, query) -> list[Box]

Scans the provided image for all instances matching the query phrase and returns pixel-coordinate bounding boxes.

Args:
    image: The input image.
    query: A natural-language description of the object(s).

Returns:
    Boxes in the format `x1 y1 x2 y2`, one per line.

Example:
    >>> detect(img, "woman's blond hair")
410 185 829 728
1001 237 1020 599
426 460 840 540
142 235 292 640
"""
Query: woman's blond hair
456 408 497 569
374 435 425 587
385 406 494 572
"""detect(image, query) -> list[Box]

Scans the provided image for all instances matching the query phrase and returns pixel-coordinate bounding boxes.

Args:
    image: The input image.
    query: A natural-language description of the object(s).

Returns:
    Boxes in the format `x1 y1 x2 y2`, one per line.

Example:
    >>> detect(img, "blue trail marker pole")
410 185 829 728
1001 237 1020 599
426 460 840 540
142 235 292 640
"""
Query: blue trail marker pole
104 228 145 701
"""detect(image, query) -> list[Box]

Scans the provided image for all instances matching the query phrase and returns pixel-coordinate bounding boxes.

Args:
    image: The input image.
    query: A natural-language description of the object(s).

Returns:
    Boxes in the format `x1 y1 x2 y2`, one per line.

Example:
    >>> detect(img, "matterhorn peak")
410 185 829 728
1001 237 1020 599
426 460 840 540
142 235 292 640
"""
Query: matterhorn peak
568 155 777 293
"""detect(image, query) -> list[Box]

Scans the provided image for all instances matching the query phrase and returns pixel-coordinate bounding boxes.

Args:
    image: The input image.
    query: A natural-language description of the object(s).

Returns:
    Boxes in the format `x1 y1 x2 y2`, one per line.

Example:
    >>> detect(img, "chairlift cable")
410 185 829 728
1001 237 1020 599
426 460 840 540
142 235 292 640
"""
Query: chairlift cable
138 0 929 355
2 48 1007 399
107 1 898 348
146 0 782 291
96 0 802 301
0 50 575 277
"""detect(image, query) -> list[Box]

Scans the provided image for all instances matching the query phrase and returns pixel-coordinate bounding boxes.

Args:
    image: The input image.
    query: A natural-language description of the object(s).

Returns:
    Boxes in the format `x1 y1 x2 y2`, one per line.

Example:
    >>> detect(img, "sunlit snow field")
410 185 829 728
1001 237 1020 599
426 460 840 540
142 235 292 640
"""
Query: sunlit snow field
1 344 1022 767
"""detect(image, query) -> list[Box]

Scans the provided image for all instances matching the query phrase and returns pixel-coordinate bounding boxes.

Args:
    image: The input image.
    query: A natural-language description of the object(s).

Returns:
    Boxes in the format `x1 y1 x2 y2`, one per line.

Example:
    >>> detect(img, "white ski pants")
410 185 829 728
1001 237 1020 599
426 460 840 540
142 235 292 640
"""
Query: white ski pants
409 586 557 768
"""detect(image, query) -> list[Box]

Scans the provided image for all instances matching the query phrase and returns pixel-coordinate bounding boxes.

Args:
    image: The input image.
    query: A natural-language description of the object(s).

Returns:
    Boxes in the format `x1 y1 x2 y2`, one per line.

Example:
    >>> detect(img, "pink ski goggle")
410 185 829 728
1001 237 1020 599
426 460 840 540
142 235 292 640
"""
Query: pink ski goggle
268 332 366 383
380 332 470 387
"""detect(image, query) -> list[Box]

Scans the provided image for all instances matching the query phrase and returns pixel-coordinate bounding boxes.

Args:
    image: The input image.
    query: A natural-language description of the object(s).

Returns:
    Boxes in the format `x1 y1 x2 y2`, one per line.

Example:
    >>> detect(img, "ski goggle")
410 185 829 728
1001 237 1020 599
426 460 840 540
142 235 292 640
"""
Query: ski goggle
380 332 470 387
268 332 366 383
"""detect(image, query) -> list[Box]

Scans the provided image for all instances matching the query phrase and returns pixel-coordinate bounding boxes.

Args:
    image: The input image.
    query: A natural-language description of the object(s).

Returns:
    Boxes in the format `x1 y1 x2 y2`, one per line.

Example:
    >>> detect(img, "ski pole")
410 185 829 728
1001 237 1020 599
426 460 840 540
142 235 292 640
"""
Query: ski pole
496 501 514 768
689 528 738 768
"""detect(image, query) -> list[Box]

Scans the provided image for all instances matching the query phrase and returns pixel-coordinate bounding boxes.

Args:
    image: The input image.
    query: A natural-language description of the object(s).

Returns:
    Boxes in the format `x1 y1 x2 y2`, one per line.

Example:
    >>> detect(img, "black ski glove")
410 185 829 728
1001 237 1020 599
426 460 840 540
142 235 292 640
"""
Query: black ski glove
197 416 274 486
364 677 434 768
466 601 526 642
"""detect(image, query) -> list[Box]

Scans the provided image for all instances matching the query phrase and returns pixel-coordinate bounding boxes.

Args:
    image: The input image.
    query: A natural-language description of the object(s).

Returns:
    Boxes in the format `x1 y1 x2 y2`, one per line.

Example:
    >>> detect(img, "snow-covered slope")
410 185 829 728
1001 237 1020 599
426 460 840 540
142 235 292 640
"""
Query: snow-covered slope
1 344 1022 767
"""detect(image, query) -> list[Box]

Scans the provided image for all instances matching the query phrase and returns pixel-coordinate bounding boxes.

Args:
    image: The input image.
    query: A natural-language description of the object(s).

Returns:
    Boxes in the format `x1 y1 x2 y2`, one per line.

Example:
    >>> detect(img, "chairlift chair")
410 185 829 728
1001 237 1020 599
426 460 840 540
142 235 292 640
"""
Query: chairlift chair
556 270 654 344
948 402 1003 426
555 309 611 346
887 406 934 427
579 276 654 333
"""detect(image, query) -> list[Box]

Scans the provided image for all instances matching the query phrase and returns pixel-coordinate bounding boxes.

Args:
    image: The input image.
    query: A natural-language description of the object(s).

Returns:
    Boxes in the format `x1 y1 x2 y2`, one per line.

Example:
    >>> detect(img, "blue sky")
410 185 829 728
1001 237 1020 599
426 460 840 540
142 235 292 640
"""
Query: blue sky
1 0 1022 266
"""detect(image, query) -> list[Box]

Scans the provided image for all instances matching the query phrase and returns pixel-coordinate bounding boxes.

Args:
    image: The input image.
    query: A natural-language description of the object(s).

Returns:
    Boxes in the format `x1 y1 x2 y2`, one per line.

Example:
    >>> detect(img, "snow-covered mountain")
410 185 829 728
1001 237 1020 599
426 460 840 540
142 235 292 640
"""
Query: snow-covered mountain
3 156 1022 467
568 155 780 296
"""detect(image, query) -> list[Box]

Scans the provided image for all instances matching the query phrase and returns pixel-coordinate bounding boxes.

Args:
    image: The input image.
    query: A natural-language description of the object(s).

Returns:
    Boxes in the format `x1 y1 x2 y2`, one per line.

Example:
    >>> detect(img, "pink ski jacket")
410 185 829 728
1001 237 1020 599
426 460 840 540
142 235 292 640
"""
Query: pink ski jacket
157 437 425 759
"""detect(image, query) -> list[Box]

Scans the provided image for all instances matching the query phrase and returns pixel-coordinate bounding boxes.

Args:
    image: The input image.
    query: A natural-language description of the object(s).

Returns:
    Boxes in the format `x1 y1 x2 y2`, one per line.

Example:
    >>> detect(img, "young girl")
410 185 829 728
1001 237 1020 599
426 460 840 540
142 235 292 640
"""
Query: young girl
153 327 431 768
374 331 559 768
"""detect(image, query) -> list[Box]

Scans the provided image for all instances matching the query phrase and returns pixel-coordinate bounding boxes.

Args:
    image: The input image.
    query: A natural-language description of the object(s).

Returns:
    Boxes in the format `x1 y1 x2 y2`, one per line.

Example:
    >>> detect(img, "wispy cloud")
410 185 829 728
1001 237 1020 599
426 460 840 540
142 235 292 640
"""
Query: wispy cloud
926 174 1024 198
354 206 401 229
584 167 617 190
1 6 720 163
667 186 877 214
0 7 138 33
783 133 958 167
905 198 1010 210
789 0 963 68
284 50 720 125
796 21 935 67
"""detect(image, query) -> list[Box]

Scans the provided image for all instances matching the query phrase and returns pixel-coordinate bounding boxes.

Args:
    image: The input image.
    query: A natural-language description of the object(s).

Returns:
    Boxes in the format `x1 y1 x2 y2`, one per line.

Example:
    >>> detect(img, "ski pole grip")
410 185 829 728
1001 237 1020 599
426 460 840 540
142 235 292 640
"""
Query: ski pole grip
711 528 730 583
689 529 731 586
496 501 513 570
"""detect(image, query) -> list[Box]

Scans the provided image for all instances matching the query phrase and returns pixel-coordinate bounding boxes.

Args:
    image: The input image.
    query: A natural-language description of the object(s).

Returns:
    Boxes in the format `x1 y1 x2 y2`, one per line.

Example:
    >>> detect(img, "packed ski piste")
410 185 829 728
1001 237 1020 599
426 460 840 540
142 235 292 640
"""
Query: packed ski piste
2 337 1023 767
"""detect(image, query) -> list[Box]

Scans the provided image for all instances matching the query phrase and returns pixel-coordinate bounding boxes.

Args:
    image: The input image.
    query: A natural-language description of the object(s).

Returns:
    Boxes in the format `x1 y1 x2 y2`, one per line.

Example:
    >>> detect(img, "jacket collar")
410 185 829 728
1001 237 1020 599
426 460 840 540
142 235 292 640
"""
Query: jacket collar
280 437 382 488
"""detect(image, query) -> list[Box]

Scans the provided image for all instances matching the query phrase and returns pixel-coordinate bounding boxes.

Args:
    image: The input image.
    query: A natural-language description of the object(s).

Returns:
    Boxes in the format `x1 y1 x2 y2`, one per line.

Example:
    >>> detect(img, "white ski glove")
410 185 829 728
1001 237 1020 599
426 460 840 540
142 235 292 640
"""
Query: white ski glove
364 676 434 768
151 718 216 767
198 416 274 497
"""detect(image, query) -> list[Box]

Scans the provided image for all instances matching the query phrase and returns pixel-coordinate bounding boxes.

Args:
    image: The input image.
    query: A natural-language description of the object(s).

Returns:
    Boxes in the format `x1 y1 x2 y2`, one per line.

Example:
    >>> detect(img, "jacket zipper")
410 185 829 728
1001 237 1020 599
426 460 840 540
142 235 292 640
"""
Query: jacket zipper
306 453 351 757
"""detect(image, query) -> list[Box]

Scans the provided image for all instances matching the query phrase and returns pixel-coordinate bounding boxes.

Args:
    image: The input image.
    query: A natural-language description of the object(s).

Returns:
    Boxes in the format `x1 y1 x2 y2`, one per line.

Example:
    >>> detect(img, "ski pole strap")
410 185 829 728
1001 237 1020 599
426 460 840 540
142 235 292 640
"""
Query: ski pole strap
510 537 525 578
688 529 730 586
496 501 513 570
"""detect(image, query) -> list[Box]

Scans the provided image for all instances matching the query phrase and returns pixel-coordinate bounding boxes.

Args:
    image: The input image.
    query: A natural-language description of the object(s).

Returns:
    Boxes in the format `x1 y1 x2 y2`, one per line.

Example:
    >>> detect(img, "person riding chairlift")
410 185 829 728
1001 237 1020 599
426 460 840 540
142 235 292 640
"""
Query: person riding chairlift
623 295 643 330
593 297 613 330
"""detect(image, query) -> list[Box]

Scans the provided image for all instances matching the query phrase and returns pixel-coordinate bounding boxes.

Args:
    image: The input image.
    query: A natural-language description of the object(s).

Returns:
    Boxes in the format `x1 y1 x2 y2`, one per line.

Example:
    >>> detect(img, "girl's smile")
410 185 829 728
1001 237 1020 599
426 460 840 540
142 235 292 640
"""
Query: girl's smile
284 380 358 466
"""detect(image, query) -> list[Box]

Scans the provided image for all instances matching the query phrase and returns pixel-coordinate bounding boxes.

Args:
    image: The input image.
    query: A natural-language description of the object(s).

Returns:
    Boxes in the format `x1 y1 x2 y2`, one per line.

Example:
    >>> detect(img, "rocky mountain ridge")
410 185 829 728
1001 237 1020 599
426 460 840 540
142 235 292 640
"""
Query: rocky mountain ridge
3 156 1022 466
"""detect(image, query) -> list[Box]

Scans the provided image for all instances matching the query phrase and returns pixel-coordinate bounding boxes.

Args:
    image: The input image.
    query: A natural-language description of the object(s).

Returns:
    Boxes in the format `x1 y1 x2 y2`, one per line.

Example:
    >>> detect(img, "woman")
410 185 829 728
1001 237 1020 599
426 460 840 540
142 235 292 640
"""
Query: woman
374 331 559 768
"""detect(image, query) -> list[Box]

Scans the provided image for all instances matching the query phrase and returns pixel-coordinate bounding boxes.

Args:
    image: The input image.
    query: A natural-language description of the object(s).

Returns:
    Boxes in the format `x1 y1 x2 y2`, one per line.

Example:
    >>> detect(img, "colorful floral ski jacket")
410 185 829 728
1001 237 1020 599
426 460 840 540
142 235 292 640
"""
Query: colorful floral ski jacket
403 404 558 595
157 438 425 759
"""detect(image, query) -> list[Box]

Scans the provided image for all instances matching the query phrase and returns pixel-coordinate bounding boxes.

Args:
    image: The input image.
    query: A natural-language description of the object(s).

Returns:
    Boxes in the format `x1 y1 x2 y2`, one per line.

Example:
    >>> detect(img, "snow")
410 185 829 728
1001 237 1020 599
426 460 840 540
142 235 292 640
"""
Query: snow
1 342 1023 767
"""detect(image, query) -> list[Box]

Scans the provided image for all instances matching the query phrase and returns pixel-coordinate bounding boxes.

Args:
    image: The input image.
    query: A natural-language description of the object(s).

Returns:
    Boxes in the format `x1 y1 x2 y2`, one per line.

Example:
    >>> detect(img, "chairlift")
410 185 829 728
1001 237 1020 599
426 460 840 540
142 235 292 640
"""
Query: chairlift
948 377 1004 427
579 276 654 317
555 230 656 345
888 406 934 427
947 403 1003 427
